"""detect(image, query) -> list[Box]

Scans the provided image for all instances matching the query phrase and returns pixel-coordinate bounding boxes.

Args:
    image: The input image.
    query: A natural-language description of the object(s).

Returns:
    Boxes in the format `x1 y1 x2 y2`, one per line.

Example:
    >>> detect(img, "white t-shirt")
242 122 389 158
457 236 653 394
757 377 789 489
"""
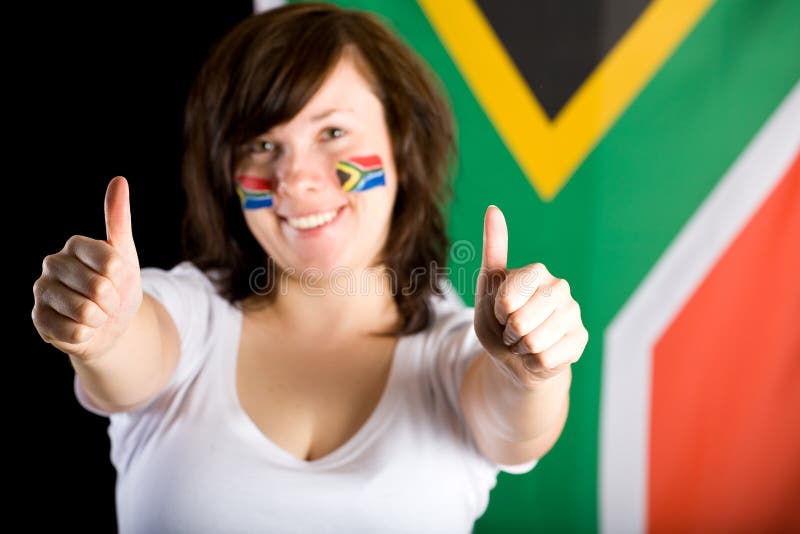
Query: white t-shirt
75 262 537 534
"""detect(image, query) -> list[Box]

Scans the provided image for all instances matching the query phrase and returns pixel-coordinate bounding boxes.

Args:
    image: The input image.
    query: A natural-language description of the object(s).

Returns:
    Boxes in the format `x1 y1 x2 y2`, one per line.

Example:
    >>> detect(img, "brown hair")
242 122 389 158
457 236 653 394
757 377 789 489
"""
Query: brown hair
182 2 455 334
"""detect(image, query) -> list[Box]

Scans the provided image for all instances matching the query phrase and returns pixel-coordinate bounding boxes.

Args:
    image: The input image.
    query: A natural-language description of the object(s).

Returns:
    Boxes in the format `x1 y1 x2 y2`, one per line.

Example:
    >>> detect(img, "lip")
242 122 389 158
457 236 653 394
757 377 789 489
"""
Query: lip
280 205 347 237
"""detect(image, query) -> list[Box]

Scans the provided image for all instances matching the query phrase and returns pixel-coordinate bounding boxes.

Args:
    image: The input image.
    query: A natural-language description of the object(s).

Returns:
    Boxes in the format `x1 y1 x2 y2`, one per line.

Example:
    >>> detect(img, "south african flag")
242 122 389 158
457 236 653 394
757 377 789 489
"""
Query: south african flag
236 175 274 209
336 155 386 193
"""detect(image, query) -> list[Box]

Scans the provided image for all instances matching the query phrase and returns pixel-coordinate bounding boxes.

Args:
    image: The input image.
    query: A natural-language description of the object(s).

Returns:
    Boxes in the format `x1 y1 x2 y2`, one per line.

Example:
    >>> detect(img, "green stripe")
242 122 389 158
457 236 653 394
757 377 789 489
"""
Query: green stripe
299 0 799 531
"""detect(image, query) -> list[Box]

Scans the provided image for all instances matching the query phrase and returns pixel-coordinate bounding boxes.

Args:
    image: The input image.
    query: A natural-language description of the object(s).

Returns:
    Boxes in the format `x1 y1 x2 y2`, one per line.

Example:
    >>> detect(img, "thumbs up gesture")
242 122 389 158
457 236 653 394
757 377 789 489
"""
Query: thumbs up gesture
474 206 588 386
32 177 142 361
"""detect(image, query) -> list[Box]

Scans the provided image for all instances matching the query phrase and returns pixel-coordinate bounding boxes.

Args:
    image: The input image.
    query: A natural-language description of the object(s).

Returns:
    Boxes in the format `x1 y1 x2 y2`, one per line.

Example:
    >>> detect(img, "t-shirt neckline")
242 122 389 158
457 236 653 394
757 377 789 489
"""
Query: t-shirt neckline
223 306 409 471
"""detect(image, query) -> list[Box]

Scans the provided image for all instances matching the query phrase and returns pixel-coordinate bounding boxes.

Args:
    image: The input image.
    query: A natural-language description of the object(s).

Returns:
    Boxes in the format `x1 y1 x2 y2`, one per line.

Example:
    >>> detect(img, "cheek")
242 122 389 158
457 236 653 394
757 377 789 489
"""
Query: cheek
235 174 274 210
243 210 279 251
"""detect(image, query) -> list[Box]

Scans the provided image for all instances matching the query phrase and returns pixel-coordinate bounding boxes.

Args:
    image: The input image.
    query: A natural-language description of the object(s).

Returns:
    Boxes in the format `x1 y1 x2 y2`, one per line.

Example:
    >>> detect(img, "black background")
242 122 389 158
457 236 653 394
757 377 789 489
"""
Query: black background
13 3 252 530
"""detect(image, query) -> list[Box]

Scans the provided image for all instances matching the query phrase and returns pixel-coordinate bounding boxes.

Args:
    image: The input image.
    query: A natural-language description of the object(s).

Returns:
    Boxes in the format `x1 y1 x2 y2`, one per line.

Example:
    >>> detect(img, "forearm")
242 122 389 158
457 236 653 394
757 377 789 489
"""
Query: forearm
70 294 175 413
461 351 571 464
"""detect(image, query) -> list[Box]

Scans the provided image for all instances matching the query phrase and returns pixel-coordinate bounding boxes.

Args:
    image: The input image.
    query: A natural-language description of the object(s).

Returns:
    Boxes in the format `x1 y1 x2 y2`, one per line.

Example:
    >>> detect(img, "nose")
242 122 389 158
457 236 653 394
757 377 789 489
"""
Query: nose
273 150 332 199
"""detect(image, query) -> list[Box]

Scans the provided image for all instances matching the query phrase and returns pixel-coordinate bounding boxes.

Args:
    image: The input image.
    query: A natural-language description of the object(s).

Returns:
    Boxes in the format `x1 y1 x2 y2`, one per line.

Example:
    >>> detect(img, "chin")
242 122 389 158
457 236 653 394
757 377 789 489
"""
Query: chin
285 251 352 280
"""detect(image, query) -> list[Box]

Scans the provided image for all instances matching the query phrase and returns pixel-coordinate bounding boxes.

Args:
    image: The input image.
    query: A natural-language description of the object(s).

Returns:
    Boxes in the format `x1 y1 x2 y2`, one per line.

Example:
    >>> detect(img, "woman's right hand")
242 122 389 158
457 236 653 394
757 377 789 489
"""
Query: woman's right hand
32 177 143 362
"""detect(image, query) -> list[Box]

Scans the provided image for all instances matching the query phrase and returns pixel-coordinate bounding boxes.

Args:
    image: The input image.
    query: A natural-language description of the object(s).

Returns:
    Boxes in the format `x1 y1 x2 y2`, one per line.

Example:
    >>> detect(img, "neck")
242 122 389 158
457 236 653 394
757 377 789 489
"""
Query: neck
260 264 402 339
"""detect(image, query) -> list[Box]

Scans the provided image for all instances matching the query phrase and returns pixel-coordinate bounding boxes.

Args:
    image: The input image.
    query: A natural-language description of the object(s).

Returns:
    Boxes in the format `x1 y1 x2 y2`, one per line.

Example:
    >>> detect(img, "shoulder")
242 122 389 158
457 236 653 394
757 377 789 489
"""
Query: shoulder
140 261 231 353
141 261 218 296
140 260 225 312
423 281 475 345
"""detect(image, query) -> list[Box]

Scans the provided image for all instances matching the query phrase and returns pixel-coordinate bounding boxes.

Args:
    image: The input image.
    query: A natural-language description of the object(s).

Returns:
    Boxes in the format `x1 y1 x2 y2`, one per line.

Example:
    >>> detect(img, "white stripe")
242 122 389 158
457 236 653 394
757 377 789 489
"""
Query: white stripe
600 81 800 534
253 0 285 14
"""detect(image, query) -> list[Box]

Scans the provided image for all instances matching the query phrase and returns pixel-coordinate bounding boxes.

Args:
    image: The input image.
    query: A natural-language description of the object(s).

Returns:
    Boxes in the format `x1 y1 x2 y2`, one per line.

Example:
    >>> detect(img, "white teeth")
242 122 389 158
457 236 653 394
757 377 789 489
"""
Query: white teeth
287 208 339 230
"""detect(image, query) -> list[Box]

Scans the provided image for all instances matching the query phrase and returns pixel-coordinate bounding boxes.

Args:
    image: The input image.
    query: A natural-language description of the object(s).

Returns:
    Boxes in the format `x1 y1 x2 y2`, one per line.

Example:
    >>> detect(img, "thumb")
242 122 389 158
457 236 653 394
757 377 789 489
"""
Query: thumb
480 205 508 273
104 176 137 260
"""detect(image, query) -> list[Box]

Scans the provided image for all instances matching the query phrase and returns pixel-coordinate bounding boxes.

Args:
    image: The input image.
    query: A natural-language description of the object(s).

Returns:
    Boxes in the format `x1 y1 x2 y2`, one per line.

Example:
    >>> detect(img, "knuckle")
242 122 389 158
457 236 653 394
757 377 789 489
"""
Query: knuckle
42 254 58 273
539 352 557 370
566 299 581 319
512 268 534 293
101 254 123 277
527 333 546 354
31 304 44 325
32 315 54 343
557 278 570 295
64 235 82 252
69 324 91 344
531 263 548 278
89 275 113 300
75 299 98 324
98 289 121 315
520 263 539 277
32 278 47 300
496 291 515 312
532 350 547 367
512 271 535 295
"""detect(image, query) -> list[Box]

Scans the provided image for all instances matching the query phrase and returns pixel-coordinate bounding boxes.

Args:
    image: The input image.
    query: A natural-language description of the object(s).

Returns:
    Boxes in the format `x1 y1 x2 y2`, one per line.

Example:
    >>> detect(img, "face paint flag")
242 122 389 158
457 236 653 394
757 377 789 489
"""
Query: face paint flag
253 1 798 532
336 155 385 192
236 175 273 209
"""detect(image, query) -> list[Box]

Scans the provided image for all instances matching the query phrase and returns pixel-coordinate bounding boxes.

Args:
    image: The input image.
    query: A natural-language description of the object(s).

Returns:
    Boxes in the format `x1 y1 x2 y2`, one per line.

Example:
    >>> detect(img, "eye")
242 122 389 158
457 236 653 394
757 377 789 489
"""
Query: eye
322 127 344 140
251 139 275 153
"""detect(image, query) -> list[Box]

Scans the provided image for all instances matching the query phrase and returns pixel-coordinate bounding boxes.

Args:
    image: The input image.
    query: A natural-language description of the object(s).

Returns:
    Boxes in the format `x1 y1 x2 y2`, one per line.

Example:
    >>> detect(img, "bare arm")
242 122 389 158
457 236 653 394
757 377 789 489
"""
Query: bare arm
69 293 180 413
460 351 570 465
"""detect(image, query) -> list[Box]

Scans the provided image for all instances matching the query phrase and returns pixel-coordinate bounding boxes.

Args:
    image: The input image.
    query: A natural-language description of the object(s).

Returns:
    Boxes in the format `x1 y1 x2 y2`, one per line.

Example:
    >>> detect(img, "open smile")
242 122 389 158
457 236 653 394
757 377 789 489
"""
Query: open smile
279 205 347 232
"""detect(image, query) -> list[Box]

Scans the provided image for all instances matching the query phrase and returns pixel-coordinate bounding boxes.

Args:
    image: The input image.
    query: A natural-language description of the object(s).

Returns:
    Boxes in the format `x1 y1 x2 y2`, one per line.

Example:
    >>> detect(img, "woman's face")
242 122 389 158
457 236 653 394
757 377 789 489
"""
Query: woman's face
236 53 398 277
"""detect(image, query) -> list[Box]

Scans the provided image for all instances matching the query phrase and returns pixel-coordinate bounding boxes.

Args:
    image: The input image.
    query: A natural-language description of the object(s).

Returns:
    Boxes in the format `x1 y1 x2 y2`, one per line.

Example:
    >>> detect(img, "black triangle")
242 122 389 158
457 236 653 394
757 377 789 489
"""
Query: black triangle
475 0 652 120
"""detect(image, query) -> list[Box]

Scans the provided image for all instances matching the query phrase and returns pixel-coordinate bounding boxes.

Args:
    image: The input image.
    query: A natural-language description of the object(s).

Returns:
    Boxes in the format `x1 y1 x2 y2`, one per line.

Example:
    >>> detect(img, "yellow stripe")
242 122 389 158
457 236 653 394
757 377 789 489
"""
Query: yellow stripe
418 0 714 201
337 162 361 191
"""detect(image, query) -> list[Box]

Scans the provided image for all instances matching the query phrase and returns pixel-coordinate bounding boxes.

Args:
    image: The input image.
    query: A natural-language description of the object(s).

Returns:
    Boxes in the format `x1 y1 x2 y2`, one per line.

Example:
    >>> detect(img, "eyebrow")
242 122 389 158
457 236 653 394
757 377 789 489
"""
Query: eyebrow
310 108 354 122
255 108 355 140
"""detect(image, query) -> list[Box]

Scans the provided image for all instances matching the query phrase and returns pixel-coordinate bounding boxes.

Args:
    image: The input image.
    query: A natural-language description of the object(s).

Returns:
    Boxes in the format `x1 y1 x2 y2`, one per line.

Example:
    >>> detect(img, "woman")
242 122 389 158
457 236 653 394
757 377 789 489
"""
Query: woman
31 3 587 532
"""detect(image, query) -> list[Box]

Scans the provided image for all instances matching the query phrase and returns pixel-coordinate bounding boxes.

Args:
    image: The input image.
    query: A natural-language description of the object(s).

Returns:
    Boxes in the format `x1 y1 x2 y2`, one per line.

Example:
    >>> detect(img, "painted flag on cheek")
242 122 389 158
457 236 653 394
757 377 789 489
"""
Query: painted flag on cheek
236 175 274 209
337 155 386 192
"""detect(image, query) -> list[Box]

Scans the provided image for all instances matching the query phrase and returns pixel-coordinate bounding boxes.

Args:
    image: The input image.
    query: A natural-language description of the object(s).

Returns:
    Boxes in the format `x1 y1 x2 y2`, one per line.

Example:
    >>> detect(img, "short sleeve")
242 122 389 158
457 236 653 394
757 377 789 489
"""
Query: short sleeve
497 458 538 474
426 295 482 424
74 261 218 417
425 286 538 476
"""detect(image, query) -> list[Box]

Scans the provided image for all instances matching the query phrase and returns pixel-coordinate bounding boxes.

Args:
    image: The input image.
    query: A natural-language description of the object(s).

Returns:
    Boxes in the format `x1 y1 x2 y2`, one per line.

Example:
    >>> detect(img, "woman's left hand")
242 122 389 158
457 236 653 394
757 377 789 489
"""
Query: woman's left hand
473 206 589 388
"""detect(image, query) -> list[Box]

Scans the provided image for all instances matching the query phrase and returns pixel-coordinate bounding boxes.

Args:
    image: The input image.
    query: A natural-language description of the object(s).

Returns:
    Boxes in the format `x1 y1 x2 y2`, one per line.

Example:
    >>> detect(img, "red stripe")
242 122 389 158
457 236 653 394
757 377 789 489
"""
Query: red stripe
649 153 800 532
236 175 272 192
347 154 382 170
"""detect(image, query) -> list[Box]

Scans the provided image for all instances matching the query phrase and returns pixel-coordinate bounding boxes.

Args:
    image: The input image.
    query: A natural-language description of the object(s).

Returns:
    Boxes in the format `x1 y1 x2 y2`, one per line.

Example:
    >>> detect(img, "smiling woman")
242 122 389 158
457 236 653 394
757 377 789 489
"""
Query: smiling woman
182 4 455 333
31 2 585 533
